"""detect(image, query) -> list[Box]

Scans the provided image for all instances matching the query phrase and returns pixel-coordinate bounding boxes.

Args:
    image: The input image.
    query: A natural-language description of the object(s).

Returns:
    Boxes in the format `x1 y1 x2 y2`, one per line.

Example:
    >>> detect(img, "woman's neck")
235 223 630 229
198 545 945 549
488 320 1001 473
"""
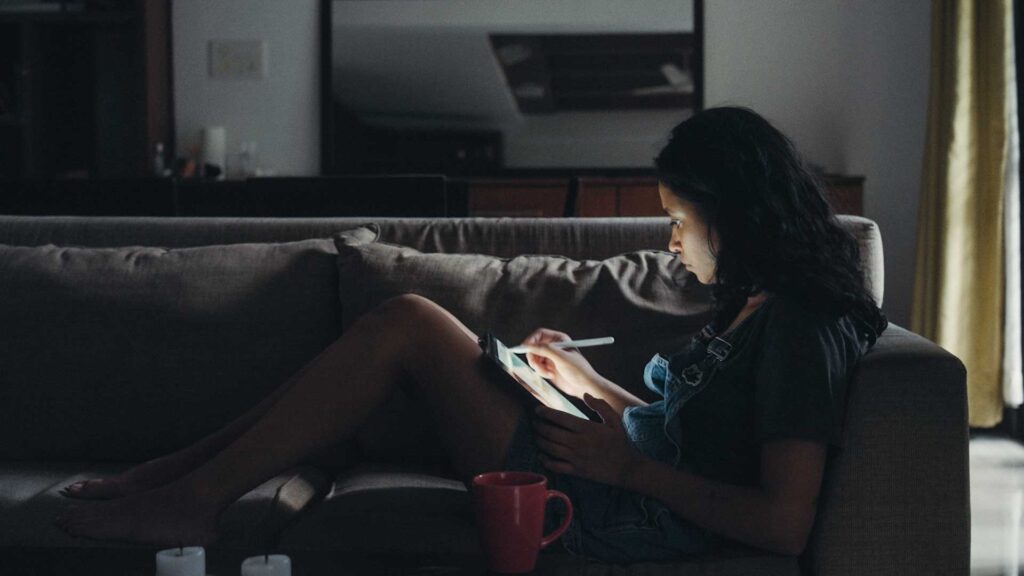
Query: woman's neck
746 291 770 309
724 291 771 334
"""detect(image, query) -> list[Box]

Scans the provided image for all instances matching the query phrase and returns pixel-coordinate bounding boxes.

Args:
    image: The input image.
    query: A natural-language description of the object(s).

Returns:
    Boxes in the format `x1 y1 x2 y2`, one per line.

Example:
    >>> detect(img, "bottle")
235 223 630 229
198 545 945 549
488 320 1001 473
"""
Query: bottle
239 142 257 178
153 142 166 177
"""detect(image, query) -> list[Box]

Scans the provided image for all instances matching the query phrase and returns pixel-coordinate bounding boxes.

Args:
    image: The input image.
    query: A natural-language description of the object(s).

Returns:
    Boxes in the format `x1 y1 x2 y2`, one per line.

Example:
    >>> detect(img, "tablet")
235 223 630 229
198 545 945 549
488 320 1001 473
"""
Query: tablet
479 332 593 421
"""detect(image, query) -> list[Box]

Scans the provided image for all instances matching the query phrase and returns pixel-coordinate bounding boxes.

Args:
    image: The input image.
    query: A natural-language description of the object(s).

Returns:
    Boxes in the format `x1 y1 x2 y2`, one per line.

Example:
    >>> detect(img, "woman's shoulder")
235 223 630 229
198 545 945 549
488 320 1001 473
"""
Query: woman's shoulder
761 291 843 323
760 292 874 354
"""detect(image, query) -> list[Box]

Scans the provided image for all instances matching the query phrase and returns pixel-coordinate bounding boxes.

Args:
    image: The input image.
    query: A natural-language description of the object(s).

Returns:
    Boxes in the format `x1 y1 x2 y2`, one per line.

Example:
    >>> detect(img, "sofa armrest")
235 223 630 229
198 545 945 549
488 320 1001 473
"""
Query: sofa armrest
803 323 970 576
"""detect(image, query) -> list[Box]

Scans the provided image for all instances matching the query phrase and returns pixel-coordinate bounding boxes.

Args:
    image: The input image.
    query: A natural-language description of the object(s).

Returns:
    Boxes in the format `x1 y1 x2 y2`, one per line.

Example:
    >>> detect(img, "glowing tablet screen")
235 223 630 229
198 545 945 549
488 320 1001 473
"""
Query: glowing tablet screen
492 336 590 420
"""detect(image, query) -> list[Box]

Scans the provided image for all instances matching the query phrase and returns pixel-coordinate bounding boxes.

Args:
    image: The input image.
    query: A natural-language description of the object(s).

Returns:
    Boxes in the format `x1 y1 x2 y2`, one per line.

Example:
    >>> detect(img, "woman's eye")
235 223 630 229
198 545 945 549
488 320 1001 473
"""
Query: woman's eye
669 219 682 229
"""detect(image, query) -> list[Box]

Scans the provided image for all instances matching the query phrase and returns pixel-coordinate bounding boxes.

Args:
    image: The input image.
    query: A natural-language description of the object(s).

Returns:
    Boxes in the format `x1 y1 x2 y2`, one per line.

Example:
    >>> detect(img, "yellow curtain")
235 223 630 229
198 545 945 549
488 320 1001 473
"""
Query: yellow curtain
912 0 1015 427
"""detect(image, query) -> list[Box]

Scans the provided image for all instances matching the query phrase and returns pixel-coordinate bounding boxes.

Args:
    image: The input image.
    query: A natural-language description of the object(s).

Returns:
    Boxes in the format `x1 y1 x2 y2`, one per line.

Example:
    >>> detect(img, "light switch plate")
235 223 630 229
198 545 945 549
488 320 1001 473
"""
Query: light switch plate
208 40 266 80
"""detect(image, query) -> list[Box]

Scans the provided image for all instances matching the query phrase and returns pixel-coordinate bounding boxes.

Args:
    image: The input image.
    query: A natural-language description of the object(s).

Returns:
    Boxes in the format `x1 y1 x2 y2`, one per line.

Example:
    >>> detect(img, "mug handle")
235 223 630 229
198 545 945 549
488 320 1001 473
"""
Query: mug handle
539 489 573 549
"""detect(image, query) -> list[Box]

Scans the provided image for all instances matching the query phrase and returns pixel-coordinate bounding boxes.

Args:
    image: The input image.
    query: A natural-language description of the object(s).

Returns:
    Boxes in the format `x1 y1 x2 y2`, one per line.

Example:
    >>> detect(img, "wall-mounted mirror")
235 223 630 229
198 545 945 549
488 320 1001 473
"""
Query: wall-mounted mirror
322 0 703 176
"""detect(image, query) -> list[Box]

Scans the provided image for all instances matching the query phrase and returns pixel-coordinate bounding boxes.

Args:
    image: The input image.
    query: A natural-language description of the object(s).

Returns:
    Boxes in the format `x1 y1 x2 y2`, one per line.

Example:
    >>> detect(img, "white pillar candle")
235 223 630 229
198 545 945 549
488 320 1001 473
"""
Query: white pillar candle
200 126 227 180
241 554 291 576
155 546 205 576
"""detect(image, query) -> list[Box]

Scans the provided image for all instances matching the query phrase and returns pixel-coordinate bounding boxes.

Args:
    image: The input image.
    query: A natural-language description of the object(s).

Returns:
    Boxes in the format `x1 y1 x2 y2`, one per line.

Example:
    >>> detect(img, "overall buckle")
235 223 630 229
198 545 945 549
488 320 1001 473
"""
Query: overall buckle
707 337 733 361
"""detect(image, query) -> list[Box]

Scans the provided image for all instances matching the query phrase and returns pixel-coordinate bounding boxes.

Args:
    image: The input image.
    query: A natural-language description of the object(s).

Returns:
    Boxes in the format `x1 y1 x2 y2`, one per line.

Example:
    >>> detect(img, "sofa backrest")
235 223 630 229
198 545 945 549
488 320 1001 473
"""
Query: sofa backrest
0 215 884 305
0 216 884 460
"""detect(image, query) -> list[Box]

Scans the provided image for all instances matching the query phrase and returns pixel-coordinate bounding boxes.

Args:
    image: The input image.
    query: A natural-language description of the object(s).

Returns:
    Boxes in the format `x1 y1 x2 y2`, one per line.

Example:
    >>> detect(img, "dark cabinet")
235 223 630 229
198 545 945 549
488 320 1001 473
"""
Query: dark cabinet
465 179 569 217
0 1 171 179
0 174 863 218
461 175 865 218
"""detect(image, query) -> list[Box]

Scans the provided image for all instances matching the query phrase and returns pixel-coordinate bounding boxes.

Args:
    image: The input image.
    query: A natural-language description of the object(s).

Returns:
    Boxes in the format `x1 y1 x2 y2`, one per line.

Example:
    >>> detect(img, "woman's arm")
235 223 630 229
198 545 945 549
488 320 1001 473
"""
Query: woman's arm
621 438 828 556
585 373 649 417
517 331 648 417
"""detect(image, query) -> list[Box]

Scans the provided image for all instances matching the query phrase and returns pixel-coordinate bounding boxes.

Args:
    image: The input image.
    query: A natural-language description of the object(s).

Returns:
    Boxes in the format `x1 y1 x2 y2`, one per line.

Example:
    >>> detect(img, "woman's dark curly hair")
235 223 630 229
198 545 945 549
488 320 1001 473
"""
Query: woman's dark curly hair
654 106 888 346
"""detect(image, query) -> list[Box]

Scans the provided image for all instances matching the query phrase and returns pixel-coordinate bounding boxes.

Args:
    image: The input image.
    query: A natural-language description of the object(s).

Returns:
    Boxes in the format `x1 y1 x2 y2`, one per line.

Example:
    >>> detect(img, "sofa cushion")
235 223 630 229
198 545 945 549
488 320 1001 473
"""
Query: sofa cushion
277 463 798 575
0 461 331 549
277 462 476 556
0 226 377 462
333 233 714 404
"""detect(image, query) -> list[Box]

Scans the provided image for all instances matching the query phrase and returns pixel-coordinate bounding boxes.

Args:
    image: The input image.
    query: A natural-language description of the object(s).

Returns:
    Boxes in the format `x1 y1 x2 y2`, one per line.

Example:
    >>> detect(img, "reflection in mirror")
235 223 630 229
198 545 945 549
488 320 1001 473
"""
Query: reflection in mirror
324 0 702 176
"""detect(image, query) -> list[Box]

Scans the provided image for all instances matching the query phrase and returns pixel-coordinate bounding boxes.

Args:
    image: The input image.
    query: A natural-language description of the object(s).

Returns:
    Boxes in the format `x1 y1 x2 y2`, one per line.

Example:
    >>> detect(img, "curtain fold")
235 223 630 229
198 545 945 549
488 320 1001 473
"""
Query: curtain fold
912 0 1017 427
1004 6 1022 409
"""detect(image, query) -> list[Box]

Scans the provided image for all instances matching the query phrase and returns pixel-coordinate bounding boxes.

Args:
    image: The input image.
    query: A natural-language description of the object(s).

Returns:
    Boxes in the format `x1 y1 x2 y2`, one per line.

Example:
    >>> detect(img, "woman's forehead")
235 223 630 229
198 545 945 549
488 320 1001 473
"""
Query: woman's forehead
658 184 696 213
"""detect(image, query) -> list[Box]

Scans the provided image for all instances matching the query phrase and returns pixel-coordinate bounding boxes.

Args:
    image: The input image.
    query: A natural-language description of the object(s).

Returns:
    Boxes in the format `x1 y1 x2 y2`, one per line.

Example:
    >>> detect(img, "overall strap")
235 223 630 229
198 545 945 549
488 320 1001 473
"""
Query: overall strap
692 322 735 362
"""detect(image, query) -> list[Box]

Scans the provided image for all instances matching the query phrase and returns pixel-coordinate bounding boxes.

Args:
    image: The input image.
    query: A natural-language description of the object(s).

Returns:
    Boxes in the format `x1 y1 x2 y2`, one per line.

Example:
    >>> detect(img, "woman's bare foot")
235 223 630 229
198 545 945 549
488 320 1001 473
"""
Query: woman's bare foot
54 483 220 547
59 450 200 500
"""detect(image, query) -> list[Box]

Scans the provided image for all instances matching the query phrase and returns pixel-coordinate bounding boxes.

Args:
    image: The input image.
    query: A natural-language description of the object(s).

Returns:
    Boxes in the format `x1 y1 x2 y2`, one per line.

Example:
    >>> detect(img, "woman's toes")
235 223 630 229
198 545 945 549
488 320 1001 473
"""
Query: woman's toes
61 478 122 500
52 488 218 547
63 481 84 493
62 480 90 497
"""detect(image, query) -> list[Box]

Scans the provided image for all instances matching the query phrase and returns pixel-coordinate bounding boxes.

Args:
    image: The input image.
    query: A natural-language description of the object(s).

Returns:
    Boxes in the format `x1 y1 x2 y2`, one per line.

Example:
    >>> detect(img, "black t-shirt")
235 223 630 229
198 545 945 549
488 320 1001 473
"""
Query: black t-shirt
661 294 874 487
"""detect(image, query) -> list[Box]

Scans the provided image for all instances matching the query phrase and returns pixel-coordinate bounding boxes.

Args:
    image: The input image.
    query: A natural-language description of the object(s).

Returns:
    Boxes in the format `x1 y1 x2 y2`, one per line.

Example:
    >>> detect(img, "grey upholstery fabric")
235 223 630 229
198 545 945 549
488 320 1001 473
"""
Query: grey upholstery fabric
334 231 714 402
804 323 971 576
277 462 477 556
0 228 372 461
0 462 330 549
529 554 800 575
0 214 965 576
0 215 885 305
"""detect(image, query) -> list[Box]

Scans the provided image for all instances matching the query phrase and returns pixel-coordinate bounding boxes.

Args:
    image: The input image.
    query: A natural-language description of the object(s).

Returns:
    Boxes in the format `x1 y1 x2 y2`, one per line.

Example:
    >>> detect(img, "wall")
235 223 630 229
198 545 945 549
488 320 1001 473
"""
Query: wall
172 0 930 325
172 0 320 177
704 0 931 326
331 0 696 168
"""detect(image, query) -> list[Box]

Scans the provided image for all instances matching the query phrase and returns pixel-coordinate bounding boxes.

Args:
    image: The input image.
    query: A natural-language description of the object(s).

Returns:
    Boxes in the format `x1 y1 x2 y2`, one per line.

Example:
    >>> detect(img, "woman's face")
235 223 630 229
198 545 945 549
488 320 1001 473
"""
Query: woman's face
658 183 718 284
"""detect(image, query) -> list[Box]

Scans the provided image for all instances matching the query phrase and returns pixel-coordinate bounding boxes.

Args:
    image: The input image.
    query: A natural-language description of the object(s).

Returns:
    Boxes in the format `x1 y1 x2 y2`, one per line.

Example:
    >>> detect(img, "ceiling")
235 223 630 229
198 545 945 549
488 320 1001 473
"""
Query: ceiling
330 0 698 131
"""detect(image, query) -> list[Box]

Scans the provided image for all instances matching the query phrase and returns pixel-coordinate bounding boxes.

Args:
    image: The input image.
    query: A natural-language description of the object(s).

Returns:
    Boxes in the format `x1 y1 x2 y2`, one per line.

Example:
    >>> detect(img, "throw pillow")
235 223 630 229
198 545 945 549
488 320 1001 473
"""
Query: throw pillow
0 225 379 462
332 233 713 402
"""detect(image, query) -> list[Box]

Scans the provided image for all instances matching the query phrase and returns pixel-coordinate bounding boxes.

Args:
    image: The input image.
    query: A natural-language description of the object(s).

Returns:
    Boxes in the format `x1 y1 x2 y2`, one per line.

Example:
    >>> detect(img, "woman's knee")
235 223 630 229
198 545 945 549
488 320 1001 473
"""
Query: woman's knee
364 293 477 350
370 293 441 321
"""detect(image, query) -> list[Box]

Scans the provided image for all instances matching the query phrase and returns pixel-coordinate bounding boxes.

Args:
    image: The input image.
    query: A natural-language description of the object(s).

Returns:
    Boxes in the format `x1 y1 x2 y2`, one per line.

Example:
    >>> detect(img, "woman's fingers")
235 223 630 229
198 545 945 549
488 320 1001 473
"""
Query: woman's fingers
533 434 573 461
522 343 568 363
524 346 582 378
532 419 577 445
534 407 587 433
526 352 554 370
527 357 553 377
541 329 572 343
523 328 572 346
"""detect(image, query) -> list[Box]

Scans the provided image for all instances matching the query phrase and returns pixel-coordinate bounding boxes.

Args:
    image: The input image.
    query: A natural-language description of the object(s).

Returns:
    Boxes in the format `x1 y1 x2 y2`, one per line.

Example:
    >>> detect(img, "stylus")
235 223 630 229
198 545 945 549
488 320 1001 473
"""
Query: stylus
507 336 615 354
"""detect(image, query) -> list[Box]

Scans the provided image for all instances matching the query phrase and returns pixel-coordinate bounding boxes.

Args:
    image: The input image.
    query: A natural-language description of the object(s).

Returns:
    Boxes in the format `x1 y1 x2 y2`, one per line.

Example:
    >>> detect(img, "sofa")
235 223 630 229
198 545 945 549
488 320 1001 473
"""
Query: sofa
0 214 969 575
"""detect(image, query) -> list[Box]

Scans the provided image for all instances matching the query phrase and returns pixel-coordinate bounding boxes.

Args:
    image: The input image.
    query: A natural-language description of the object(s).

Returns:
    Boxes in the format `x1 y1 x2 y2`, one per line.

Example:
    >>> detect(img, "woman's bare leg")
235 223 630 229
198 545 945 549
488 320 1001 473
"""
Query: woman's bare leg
62 343 348 500
55 294 531 546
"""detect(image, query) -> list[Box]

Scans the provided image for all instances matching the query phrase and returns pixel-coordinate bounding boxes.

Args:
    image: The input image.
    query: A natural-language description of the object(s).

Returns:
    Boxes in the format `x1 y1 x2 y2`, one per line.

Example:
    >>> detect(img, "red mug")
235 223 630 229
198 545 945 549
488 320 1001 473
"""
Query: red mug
471 471 573 573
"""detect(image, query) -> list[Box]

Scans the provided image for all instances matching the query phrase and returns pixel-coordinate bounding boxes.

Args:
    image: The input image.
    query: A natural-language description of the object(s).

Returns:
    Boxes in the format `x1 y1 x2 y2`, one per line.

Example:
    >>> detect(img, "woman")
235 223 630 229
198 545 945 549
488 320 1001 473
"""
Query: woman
55 106 887 563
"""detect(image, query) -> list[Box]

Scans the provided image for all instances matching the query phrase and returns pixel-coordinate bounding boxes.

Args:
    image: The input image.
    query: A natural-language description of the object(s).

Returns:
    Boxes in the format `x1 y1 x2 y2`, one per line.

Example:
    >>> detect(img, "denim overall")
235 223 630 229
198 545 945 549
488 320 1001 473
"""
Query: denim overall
505 323 735 563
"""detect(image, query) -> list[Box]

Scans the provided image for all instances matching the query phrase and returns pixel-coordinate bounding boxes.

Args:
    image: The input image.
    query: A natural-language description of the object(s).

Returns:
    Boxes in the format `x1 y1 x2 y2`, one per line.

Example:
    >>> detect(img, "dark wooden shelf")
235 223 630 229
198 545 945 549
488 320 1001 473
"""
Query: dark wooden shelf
0 10 135 24
452 173 865 218
0 115 26 127
0 0 170 179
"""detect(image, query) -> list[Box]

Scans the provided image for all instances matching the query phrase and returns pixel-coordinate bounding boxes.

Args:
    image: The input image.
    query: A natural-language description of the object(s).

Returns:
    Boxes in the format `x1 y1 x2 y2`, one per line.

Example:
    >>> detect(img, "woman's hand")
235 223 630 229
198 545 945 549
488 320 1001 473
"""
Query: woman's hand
519 328 600 398
531 393 644 487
